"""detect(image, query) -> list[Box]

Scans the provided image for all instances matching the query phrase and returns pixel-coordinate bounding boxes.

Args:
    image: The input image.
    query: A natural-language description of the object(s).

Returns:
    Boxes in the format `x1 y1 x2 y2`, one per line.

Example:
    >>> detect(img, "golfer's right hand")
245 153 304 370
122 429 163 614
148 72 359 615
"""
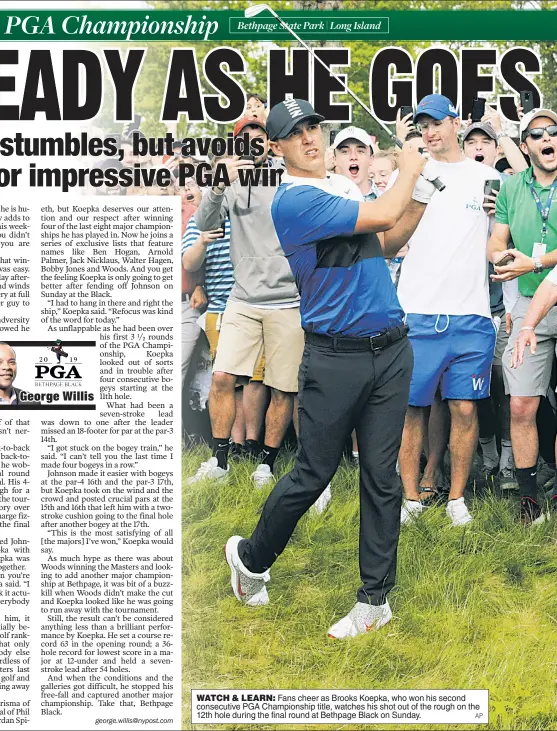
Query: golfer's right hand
398 139 428 179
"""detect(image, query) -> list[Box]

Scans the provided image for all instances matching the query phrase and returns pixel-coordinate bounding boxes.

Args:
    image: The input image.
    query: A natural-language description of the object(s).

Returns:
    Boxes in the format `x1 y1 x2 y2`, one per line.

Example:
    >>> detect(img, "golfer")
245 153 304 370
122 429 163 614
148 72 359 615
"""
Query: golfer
225 100 438 638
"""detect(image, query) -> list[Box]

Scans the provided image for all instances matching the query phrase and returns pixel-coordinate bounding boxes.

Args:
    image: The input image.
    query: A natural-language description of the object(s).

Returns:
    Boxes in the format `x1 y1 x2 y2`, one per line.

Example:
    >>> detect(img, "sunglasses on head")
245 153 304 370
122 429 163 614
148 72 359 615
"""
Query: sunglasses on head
523 124 557 141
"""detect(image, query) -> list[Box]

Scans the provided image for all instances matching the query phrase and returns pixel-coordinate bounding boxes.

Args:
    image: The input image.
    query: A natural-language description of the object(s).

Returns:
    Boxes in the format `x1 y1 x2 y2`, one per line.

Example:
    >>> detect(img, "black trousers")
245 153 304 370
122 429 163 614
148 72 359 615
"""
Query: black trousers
239 335 413 605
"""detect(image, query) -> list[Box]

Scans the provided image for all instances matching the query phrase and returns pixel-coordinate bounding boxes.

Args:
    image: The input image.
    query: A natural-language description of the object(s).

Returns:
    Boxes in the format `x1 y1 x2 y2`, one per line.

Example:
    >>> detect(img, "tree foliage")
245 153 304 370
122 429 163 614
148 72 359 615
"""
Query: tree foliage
114 0 557 145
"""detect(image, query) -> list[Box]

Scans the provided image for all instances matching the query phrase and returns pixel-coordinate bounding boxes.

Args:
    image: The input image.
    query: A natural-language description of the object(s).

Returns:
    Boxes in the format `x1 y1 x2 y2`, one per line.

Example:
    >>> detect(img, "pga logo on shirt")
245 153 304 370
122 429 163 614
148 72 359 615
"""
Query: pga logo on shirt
465 196 482 212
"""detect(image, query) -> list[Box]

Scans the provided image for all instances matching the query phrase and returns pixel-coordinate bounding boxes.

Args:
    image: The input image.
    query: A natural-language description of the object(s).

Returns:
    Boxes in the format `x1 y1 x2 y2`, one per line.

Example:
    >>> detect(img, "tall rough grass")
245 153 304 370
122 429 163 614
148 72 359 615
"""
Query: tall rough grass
183 447 557 730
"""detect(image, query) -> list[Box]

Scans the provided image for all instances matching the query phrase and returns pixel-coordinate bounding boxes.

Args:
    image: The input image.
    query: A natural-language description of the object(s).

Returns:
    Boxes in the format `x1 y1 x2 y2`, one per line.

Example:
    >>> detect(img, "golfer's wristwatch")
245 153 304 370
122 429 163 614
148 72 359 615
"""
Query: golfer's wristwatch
533 256 544 274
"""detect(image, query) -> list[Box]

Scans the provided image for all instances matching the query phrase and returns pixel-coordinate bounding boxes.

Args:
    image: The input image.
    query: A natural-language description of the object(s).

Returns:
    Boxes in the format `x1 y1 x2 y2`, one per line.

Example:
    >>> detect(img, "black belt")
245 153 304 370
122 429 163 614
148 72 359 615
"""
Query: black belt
305 325 409 352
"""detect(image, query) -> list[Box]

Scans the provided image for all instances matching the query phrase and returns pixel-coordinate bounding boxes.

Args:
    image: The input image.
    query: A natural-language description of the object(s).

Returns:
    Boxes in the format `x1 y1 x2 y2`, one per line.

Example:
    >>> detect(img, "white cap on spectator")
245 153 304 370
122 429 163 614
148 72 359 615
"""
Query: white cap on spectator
332 126 373 151
519 108 557 140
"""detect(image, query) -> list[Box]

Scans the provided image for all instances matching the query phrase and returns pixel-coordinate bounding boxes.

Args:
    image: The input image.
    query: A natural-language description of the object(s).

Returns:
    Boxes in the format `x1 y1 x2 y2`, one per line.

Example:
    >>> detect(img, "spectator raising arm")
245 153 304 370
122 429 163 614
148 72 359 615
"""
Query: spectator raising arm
482 107 528 174
195 154 256 230
182 229 225 272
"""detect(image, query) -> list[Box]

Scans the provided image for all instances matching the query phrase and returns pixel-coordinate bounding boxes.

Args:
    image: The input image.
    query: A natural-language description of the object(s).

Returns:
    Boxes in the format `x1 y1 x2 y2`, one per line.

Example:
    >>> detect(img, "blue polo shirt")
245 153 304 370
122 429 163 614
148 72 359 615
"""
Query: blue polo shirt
271 173 404 337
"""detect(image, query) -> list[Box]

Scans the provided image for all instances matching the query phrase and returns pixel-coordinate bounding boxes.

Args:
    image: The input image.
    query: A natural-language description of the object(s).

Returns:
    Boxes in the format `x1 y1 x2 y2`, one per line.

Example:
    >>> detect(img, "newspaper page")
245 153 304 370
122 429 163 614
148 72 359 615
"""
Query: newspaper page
0 2 556 731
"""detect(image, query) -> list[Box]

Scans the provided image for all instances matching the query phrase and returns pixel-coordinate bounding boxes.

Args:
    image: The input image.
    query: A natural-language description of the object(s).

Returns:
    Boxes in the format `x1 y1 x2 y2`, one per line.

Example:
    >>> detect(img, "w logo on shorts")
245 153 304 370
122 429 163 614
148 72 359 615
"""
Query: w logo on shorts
472 374 485 391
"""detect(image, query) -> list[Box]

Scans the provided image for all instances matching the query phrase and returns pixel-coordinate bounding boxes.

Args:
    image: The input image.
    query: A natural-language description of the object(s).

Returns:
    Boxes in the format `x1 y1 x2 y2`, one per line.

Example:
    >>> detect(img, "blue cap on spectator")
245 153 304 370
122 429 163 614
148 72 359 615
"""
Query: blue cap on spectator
414 94 459 123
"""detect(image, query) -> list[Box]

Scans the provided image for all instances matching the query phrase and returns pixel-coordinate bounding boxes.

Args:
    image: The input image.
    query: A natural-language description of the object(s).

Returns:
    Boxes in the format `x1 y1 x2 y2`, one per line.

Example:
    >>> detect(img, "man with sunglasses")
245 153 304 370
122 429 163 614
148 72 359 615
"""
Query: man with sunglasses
489 108 557 524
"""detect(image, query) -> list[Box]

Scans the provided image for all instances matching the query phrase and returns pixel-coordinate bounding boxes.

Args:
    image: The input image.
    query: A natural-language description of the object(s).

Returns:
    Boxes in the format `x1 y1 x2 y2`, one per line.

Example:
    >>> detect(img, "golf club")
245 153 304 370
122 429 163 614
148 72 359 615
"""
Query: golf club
245 3 445 191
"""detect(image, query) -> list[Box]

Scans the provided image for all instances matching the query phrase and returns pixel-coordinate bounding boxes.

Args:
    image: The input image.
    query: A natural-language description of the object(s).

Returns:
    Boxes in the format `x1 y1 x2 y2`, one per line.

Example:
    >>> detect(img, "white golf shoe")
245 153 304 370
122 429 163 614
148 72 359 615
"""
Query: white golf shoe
400 499 423 525
251 464 274 489
446 497 473 527
225 536 270 607
187 457 229 485
328 600 392 639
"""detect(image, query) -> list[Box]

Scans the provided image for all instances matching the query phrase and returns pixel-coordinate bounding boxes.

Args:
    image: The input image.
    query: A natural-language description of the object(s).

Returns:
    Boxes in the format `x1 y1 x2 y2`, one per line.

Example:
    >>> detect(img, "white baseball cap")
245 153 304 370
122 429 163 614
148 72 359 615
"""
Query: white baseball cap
519 108 557 140
332 126 373 151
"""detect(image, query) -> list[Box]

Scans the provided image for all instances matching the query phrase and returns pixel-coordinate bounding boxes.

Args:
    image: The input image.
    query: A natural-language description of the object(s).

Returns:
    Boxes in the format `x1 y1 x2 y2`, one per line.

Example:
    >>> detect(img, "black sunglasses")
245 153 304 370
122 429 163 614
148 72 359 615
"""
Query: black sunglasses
523 124 557 141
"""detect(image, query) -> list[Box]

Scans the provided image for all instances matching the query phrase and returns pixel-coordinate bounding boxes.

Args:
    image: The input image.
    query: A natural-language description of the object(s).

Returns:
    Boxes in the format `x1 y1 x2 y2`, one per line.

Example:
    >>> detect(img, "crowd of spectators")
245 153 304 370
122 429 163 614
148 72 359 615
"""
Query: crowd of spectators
131 90 555 527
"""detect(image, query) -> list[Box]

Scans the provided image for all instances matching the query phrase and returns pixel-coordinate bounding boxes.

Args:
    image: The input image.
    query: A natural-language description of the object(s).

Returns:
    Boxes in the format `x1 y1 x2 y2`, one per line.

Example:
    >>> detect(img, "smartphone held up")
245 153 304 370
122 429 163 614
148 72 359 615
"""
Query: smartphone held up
483 178 501 214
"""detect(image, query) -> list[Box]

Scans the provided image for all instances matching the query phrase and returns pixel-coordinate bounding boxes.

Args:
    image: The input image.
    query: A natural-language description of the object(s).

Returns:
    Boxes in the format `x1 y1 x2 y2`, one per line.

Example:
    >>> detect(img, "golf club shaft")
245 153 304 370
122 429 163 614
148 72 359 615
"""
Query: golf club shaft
264 6 445 192
267 9 388 133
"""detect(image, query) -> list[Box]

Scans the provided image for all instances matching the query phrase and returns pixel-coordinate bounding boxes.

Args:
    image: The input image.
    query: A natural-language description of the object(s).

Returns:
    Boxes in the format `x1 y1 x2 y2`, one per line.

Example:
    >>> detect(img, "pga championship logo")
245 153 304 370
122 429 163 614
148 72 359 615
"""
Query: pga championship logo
35 364 81 380
35 339 82 381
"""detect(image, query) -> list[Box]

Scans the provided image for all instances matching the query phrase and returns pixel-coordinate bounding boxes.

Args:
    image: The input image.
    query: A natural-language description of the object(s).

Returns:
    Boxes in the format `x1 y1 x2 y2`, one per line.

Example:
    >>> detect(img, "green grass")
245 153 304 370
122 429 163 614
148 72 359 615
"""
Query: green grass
183 446 557 730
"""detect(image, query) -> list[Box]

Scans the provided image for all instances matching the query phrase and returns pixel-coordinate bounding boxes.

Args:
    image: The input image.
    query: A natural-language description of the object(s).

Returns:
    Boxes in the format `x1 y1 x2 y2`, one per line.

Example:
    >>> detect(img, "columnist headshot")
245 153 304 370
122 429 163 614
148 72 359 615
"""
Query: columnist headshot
0 342 19 405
